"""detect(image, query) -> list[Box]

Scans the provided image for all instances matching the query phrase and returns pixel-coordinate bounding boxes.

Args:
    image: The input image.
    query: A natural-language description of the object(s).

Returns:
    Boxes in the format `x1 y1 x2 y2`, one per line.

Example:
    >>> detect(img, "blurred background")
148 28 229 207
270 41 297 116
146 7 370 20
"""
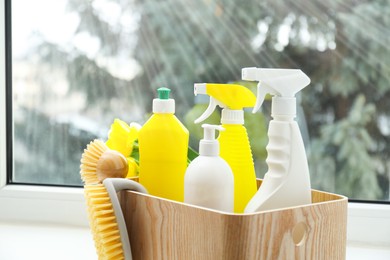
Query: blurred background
11 0 390 201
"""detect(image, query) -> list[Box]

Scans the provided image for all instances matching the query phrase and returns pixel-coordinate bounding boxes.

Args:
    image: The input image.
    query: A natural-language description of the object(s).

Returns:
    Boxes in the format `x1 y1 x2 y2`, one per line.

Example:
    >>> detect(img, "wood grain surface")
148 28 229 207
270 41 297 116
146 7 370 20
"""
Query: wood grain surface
121 180 347 260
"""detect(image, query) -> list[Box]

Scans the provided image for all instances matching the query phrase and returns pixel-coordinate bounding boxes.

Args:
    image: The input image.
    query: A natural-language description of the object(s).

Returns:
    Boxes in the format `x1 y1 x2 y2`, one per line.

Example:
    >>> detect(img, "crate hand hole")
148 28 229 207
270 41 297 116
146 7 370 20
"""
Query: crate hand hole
292 222 308 246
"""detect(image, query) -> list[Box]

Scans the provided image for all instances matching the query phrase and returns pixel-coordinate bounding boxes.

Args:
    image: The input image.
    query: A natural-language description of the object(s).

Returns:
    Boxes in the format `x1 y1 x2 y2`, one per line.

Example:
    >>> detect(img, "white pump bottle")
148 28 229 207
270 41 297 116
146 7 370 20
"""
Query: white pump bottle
242 67 312 212
184 124 234 212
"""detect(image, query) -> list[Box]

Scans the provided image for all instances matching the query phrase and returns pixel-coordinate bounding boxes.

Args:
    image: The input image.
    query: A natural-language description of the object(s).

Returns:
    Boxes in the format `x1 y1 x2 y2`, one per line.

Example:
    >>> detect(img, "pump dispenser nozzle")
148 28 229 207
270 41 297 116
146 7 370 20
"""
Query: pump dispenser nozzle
199 124 224 156
242 68 310 116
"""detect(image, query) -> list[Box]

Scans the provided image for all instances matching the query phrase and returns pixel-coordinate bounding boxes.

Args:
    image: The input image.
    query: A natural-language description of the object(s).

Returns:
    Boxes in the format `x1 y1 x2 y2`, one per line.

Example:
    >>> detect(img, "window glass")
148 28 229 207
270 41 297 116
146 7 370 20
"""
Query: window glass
11 0 390 200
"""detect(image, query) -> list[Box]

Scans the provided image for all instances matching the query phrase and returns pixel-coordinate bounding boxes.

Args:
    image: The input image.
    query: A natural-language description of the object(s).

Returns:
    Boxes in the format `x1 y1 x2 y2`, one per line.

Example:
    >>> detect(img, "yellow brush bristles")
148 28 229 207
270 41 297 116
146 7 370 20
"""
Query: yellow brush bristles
84 184 125 260
80 140 108 185
80 139 128 259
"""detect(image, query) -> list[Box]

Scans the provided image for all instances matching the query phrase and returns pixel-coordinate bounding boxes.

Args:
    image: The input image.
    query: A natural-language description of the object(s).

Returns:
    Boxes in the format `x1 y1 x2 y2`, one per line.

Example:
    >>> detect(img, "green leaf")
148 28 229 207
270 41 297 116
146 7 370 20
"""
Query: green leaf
130 141 140 164
187 146 199 163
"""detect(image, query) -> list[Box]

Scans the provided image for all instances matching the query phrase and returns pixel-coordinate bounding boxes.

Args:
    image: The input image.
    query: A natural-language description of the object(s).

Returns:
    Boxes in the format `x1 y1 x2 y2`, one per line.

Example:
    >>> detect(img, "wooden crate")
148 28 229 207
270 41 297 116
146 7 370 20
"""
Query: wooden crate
121 180 347 260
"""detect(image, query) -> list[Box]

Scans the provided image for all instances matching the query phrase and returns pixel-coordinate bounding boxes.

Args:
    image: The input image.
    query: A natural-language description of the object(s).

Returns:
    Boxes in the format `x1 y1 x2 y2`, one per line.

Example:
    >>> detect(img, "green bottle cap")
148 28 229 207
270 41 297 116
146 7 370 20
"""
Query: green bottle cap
157 87 171 100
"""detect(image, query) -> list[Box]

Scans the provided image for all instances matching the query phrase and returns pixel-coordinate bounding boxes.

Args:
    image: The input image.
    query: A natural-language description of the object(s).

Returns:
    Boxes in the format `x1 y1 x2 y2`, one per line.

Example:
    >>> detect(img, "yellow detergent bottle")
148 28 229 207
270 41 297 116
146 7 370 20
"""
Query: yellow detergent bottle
138 87 189 202
194 83 257 213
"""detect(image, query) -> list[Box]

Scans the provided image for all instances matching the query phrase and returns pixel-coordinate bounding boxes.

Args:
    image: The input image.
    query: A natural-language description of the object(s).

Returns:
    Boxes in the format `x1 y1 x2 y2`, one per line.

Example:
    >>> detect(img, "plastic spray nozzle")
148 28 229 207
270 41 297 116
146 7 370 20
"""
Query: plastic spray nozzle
202 124 224 140
200 124 224 156
158 87 171 100
241 67 310 115
194 83 256 124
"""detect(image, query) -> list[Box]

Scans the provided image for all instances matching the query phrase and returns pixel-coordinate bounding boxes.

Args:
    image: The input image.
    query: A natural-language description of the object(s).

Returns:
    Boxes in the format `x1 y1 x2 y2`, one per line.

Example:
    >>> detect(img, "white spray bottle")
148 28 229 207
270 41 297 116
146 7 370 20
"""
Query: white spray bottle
184 124 234 212
242 67 312 212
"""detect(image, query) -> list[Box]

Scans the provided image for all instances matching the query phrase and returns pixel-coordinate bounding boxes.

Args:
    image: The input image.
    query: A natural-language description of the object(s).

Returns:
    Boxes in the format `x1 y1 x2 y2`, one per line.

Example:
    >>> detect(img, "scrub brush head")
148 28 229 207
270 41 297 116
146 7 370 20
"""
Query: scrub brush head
80 139 133 260
84 184 125 259
80 139 128 184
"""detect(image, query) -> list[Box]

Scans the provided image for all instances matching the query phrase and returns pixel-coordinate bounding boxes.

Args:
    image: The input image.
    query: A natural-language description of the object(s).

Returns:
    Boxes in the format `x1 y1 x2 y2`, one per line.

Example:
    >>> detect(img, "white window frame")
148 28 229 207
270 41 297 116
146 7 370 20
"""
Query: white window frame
0 0 87 227
0 0 389 246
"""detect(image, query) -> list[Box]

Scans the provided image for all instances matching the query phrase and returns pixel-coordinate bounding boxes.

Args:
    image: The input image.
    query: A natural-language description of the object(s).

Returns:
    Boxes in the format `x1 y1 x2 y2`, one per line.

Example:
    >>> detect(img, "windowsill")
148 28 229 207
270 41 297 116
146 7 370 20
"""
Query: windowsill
0 221 389 260
0 221 95 260
347 242 390 260
0 184 89 226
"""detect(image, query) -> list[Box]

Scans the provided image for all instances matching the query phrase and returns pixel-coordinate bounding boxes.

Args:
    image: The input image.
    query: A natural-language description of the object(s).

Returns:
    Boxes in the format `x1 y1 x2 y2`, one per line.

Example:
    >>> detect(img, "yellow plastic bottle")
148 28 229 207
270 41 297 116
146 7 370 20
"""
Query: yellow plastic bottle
194 83 257 212
138 87 189 202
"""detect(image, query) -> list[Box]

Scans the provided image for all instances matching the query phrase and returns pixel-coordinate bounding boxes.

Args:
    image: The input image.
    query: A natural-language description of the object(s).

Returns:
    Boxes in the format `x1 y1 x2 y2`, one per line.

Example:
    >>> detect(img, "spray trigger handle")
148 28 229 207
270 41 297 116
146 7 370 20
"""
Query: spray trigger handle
194 83 225 124
195 97 224 124
252 83 278 113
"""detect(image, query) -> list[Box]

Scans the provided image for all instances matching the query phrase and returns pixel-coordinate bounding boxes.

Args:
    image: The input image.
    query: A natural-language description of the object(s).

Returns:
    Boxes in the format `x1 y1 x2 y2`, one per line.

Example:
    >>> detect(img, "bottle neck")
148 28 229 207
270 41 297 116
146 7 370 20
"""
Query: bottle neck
153 99 175 114
221 108 244 125
199 140 219 156
272 115 295 122
271 96 296 121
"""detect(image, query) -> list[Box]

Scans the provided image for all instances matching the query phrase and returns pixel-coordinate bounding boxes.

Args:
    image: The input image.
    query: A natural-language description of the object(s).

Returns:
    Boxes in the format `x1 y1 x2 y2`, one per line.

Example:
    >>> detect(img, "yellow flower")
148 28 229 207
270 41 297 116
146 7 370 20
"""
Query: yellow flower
106 119 142 177
126 157 139 178
106 119 141 157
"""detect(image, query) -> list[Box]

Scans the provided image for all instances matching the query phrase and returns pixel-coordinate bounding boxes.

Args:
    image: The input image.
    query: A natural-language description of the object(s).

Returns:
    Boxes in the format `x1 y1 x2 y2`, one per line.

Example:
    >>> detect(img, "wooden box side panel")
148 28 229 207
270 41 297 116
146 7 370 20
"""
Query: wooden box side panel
122 192 228 259
122 190 347 260
229 198 348 259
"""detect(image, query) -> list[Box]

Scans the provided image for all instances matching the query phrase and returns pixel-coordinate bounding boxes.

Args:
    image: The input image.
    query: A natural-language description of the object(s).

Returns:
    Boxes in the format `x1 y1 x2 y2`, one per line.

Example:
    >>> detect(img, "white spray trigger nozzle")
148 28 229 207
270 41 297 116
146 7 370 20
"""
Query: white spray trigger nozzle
242 67 310 114
194 83 225 124
202 124 224 140
194 83 206 96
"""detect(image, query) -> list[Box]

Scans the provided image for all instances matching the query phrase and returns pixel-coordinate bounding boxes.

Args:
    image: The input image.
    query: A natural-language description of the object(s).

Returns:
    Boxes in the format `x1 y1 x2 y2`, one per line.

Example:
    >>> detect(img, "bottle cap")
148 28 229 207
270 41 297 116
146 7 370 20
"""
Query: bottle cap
199 124 224 156
153 87 175 113
221 109 244 125
158 87 170 99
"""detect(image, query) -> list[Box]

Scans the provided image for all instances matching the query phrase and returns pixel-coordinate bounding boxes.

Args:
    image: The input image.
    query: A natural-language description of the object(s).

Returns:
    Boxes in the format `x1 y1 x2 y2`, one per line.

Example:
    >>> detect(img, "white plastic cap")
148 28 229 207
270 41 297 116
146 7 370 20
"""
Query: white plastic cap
272 97 296 118
153 99 175 113
221 109 244 124
152 87 175 114
199 124 224 156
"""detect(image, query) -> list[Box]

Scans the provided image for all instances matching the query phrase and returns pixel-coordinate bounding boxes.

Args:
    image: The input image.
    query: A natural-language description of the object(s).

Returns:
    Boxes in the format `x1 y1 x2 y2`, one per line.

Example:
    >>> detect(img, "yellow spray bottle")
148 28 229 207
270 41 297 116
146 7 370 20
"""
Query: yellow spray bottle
194 83 257 213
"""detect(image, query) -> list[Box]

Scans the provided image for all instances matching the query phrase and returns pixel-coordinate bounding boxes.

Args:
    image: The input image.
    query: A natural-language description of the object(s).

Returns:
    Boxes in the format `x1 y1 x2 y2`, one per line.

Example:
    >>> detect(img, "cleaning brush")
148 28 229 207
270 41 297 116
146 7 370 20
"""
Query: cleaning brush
80 139 147 260
81 139 128 185
84 184 125 259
